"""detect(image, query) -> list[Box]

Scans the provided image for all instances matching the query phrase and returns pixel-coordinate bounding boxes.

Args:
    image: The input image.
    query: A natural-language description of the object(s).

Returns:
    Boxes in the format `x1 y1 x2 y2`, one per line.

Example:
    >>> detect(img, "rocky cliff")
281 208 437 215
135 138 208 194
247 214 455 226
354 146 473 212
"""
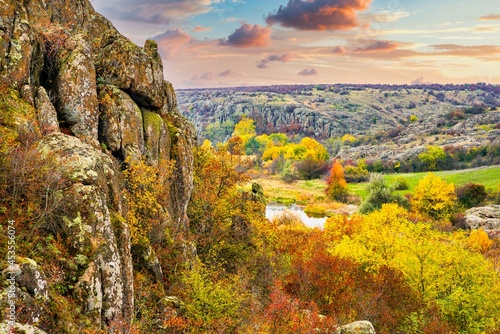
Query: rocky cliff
178 85 500 163
0 0 195 332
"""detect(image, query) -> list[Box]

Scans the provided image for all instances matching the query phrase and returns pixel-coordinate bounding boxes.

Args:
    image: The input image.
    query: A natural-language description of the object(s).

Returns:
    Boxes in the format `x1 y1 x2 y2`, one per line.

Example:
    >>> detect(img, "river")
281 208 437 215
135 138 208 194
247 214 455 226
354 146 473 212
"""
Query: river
265 204 327 228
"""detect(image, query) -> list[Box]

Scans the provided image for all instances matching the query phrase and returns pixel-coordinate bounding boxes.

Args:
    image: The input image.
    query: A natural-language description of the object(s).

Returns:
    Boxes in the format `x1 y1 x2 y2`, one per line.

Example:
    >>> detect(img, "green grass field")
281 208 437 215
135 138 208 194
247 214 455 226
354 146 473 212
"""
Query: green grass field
252 165 500 204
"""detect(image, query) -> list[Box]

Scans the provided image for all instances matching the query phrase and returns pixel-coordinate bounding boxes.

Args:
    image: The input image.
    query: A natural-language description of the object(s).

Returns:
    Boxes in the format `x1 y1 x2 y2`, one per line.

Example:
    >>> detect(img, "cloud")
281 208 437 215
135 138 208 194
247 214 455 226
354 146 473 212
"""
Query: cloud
154 28 192 58
193 25 212 32
96 0 215 24
430 44 500 57
362 10 410 23
332 40 399 54
220 24 272 47
478 14 500 21
411 76 431 85
257 53 293 69
219 69 235 77
352 40 399 53
298 68 319 76
332 45 348 54
266 0 372 31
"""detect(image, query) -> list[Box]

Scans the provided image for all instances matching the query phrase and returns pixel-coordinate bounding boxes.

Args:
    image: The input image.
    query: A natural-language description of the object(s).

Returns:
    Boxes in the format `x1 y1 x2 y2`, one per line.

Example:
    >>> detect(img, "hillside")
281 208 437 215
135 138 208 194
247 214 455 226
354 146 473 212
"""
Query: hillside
178 84 500 162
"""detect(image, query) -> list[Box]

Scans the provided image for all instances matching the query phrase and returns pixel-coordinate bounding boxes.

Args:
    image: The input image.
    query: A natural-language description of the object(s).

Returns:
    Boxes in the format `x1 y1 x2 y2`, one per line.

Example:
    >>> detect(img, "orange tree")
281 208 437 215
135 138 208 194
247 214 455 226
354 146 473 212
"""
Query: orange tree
325 160 349 203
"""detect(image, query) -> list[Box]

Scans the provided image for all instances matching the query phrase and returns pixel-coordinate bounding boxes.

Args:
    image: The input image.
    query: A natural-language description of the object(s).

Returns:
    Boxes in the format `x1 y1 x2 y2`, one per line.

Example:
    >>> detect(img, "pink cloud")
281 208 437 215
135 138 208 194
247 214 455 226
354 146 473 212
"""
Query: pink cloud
193 25 212 32
298 68 319 76
266 0 372 31
257 53 293 69
219 24 272 47
154 28 192 59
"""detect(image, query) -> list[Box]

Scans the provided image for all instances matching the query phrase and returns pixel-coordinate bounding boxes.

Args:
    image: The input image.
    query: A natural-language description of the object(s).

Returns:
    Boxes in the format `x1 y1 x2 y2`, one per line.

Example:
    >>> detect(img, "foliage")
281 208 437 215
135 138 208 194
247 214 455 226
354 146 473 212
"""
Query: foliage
203 120 234 144
329 204 500 333
325 160 349 203
418 146 446 171
456 183 487 208
177 262 249 332
232 117 256 147
188 142 264 271
393 177 409 190
344 165 369 183
412 173 456 220
359 173 408 214
123 158 173 243
280 160 299 183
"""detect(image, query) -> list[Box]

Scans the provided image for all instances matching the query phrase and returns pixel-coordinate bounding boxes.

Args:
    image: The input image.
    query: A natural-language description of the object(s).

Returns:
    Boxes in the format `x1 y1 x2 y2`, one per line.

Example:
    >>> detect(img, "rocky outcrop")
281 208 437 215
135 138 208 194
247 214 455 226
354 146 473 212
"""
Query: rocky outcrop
0 0 195 331
337 321 376 334
0 322 48 334
465 205 500 238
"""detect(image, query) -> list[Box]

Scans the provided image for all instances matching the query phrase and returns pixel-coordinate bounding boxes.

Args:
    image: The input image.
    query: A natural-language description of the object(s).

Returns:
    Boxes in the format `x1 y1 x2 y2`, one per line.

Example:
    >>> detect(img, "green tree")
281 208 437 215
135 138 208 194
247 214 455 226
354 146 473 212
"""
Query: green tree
360 173 407 214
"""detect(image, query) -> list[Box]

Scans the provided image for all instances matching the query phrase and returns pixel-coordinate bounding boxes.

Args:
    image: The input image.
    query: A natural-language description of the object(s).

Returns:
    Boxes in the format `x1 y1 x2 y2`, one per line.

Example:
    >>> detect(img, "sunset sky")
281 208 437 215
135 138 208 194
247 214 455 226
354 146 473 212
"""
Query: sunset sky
92 0 500 89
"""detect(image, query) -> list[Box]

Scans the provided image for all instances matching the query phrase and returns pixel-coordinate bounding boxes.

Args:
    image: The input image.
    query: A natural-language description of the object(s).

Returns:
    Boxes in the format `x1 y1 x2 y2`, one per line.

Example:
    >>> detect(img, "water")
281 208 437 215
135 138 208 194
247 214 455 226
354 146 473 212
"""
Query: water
265 204 327 228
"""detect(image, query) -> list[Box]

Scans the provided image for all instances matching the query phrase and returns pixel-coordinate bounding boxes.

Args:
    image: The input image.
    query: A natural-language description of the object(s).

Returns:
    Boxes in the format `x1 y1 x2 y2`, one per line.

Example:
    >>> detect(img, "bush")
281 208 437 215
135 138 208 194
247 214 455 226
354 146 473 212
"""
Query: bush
456 183 487 208
281 161 299 183
393 177 409 190
344 165 369 183
360 174 408 214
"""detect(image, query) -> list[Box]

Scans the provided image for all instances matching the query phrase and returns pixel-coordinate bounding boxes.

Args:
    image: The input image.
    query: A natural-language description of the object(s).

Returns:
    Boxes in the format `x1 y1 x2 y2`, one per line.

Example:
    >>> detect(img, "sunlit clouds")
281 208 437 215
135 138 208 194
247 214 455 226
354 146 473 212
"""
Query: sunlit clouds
91 0 500 88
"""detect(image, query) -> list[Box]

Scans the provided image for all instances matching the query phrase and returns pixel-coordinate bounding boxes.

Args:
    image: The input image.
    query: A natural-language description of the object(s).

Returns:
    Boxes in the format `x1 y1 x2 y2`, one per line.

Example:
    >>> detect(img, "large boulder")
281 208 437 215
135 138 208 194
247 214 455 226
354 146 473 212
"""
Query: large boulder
465 205 500 238
96 34 165 110
35 86 60 135
55 33 99 145
98 84 145 161
0 322 47 334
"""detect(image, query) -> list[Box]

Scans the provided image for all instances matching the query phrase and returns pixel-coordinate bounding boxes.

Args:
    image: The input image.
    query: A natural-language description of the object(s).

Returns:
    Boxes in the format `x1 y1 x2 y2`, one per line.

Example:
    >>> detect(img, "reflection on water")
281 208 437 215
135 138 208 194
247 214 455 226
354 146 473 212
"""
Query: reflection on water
265 204 327 228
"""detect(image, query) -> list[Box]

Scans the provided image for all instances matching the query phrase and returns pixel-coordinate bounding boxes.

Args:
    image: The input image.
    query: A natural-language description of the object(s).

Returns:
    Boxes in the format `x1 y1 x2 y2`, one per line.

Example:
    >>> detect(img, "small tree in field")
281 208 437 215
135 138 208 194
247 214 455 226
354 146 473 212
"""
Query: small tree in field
412 173 456 220
325 160 349 203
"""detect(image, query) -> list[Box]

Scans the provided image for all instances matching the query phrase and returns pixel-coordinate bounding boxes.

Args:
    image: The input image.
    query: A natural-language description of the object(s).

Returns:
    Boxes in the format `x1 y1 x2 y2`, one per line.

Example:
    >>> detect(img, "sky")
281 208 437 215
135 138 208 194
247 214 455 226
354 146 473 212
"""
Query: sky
91 0 500 89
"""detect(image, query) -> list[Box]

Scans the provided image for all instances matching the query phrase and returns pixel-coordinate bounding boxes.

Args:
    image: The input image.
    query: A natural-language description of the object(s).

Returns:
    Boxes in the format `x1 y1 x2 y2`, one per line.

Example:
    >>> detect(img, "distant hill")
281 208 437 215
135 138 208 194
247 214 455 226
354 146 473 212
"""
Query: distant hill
177 83 500 164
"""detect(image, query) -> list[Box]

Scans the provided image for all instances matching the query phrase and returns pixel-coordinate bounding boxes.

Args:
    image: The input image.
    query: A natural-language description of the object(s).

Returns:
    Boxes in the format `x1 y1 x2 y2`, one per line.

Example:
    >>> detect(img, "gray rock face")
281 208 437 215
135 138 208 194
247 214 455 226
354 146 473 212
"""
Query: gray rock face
38 133 133 324
35 86 60 135
337 320 376 334
465 205 500 238
56 34 99 145
13 261 49 302
98 85 145 161
0 0 196 331
96 34 165 110
0 322 48 334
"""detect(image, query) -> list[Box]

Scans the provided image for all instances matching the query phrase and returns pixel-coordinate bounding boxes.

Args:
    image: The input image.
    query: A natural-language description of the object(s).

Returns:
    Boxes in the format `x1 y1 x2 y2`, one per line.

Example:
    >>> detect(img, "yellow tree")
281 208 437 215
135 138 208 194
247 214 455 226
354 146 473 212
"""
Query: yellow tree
412 173 456 220
329 204 500 333
232 117 256 147
325 160 349 203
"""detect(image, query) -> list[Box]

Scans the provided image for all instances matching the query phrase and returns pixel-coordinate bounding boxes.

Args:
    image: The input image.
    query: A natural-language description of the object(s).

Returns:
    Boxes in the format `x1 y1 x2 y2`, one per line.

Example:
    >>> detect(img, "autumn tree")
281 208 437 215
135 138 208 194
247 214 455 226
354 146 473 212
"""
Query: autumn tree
232 117 256 147
188 141 264 271
412 173 456 220
418 146 446 171
325 160 349 203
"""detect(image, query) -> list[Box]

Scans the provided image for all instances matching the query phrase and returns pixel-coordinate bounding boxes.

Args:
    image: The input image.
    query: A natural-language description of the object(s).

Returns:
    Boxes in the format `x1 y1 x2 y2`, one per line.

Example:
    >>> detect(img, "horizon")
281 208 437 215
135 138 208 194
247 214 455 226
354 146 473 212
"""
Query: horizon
92 0 500 89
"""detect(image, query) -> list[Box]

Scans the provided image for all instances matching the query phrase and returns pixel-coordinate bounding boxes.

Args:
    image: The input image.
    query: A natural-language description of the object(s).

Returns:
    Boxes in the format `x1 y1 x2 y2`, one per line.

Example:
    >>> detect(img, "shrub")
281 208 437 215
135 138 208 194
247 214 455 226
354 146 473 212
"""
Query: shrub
394 177 409 190
281 161 299 183
456 183 487 208
344 165 369 183
360 173 408 214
